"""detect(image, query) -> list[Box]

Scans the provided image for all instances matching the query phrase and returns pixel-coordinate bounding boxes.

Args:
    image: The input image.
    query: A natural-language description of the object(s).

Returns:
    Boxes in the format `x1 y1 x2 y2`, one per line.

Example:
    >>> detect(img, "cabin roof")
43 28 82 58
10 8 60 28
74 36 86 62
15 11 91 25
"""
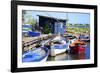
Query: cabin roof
37 15 67 21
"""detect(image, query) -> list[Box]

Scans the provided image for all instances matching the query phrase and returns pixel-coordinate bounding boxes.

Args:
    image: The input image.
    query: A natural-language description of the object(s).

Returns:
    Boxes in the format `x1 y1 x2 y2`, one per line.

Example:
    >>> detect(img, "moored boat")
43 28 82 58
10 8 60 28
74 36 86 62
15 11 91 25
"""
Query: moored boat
66 35 77 44
28 31 40 37
22 47 49 62
22 24 32 36
70 44 85 54
79 35 90 42
69 39 86 54
49 35 69 56
22 24 41 37
69 39 86 47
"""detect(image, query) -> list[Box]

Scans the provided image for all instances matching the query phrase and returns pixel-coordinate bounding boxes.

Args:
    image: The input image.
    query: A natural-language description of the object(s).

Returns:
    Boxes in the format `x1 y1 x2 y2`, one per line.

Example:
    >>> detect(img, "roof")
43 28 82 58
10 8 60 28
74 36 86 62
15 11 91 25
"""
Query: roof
37 15 67 21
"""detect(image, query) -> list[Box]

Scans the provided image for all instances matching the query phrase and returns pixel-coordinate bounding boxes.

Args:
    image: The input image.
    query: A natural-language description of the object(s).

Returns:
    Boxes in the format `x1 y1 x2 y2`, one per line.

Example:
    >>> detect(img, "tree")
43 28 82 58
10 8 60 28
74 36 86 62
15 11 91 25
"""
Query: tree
74 24 79 26
22 11 36 26
79 24 83 26
22 10 26 24
43 23 51 34
85 24 89 27
67 23 73 27
25 16 36 26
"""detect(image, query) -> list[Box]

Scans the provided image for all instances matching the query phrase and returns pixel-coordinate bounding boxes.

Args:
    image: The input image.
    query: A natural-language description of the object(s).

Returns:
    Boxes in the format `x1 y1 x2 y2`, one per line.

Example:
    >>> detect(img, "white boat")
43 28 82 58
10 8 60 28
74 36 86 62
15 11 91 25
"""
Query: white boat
22 47 49 62
50 44 69 56
50 35 70 56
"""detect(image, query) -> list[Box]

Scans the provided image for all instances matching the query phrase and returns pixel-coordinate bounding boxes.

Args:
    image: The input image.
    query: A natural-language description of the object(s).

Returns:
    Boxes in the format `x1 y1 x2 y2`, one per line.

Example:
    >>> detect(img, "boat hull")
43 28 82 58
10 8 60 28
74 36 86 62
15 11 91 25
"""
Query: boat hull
70 45 85 54
50 44 69 56
22 47 49 62
50 48 67 56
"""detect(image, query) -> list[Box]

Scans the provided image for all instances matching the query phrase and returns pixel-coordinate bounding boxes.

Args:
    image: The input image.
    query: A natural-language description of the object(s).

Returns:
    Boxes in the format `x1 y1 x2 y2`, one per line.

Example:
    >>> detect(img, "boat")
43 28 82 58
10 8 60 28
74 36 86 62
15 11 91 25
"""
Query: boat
79 35 90 42
50 35 70 56
66 35 77 44
22 24 40 37
28 31 40 37
70 44 85 54
69 39 86 54
69 39 86 47
68 37 77 44
22 47 49 62
50 43 69 56
22 24 32 36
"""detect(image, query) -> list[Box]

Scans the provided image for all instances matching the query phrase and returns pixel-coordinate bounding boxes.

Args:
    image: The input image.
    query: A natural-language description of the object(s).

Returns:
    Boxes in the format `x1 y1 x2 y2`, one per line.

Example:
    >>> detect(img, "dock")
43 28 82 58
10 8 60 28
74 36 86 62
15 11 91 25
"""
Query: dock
23 34 57 47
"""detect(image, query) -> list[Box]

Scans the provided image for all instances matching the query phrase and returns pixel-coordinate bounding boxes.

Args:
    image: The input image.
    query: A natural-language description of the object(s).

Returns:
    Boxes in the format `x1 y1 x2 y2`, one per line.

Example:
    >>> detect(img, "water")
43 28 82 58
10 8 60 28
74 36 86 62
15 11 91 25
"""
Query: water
85 43 90 59
22 35 90 62
47 43 90 61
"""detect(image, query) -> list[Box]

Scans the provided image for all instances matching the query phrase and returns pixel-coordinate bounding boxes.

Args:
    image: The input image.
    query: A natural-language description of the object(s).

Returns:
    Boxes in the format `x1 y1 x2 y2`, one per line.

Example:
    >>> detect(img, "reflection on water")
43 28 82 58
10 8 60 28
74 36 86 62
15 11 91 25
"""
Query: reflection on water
47 43 90 61
85 43 90 59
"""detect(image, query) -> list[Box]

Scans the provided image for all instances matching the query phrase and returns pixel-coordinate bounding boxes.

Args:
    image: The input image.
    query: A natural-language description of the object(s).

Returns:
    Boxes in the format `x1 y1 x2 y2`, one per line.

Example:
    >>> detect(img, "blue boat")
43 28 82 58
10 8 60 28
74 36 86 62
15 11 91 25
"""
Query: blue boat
22 47 49 62
28 31 40 37
22 25 32 28
79 35 90 42
22 24 40 37
79 35 90 39
22 24 32 36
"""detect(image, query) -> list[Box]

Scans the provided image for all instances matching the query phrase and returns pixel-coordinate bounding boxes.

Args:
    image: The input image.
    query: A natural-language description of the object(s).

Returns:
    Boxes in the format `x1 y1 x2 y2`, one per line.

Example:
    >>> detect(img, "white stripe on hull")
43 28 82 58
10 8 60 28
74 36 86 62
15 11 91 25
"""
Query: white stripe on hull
50 48 67 56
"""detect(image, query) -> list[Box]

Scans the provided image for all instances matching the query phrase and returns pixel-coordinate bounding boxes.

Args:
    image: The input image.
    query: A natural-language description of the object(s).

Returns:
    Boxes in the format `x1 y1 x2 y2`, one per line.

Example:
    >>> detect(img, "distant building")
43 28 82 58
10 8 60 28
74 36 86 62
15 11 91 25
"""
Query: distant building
38 15 67 34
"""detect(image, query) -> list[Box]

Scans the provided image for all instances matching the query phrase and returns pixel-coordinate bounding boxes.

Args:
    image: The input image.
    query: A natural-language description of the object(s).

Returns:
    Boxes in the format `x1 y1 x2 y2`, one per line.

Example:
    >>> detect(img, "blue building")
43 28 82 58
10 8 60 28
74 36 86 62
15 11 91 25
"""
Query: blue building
38 15 67 34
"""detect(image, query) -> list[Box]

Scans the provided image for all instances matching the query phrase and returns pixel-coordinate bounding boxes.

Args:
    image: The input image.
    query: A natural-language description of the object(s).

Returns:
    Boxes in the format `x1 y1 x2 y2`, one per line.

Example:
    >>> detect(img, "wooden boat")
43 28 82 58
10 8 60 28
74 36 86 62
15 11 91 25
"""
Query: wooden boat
70 39 86 47
79 35 90 42
66 35 77 44
22 47 49 62
50 35 69 56
69 39 86 54
70 44 85 54
50 43 69 56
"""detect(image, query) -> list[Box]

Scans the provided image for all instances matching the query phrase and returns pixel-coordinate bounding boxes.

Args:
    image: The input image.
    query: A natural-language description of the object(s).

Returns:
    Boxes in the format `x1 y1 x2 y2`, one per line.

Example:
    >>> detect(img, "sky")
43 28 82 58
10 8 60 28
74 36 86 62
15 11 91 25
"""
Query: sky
24 10 90 24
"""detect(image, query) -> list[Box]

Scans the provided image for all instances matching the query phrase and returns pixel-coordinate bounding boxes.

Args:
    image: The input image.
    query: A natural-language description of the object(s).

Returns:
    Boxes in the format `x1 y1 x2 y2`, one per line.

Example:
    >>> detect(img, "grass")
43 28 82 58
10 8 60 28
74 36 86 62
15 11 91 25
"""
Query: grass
67 27 90 33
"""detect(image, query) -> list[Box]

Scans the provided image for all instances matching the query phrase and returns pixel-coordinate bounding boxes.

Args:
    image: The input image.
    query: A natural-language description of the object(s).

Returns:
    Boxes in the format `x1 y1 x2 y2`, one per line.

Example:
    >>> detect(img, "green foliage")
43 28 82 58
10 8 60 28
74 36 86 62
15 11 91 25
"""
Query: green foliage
66 23 90 33
67 27 90 33
22 11 36 26
43 23 51 34
22 10 26 23
25 16 36 26
67 23 73 26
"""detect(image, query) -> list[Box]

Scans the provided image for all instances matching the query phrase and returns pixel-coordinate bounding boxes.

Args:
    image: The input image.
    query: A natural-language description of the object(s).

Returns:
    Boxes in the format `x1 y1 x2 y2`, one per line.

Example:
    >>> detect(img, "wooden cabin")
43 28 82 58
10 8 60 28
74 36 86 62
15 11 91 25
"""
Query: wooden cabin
38 15 67 34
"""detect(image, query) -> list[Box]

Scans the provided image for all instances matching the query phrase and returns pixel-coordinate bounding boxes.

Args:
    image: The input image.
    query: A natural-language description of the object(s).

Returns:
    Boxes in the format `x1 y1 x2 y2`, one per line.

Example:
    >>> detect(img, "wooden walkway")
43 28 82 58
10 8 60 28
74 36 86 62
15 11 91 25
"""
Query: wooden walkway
23 34 57 47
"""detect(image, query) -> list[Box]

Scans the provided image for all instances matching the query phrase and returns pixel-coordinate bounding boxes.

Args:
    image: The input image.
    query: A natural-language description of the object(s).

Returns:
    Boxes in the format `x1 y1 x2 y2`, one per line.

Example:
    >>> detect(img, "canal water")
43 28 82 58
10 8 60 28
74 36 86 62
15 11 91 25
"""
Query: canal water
47 43 90 61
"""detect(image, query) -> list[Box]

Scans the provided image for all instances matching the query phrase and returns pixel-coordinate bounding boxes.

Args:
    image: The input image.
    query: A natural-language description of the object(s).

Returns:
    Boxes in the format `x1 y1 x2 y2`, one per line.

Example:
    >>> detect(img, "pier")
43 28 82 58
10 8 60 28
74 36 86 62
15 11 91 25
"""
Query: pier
22 34 58 52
